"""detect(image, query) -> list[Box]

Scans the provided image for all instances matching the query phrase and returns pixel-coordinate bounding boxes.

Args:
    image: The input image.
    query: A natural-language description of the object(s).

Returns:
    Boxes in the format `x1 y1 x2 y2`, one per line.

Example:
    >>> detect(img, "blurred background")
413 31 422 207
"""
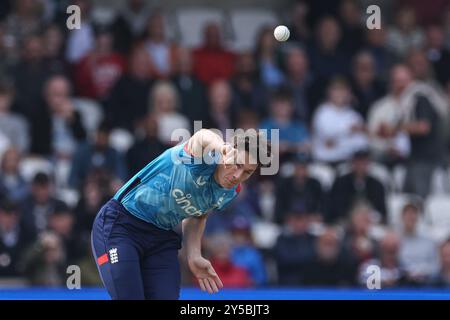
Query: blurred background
0 0 450 293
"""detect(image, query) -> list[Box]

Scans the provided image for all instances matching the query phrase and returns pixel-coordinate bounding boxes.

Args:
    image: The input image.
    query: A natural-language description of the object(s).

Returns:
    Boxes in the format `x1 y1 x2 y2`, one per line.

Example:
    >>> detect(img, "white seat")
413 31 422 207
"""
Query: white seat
430 167 450 195
19 157 54 182
369 162 392 191
307 163 335 190
175 8 226 48
425 195 450 230
229 8 279 51
56 188 80 209
73 98 104 139
392 164 407 193
251 220 281 249
109 128 135 153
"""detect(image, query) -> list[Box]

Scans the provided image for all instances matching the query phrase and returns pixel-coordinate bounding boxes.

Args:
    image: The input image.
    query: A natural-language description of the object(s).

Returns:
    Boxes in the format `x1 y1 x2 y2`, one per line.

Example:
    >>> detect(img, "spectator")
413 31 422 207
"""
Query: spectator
0 199 34 277
342 204 378 268
275 155 323 224
74 177 109 238
47 202 85 265
254 26 284 88
193 22 236 85
230 216 267 286
304 227 356 286
205 80 236 137
74 26 126 101
172 47 208 124
282 46 314 122
11 34 50 119
110 0 152 54
308 16 351 82
21 231 66 286
397 0 449 26
367 64 412 167
206 232 253 288
327 149 387 224
364 28 396 78
287 1 311 44
126 114 165 178
359 231 406 288
105 45 153 132
0 147 28 201
0 81 29 153
3 0 45 47
350 51 386 120
399 72 448 198
386 7 425 58
142 10 178 79
0 22 17 75
431 238 450 287
21 172 66 237
65 0 95 64
30 75 86 157
42 24 68 76
68 120 127 189
260 88 310 162
338 0 365 56
406 49 442 89
398 202 439 286
425 25 450 87
148 81 190 147
273 202 316 286
231 51 268 117
312 77 368 165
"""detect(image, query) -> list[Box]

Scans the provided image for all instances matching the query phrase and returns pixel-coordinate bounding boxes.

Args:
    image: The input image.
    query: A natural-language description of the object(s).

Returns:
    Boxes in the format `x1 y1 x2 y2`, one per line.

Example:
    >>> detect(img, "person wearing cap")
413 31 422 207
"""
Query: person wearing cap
327 149 386 224
21 172 67 237
0 198 34 277
273 200 316 286
275 154 323 224
229 216 267 286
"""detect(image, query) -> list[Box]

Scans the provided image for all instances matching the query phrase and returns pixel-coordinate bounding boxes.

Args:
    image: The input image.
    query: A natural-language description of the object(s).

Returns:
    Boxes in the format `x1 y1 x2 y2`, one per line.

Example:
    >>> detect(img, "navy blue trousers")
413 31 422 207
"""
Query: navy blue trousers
91 199 182 300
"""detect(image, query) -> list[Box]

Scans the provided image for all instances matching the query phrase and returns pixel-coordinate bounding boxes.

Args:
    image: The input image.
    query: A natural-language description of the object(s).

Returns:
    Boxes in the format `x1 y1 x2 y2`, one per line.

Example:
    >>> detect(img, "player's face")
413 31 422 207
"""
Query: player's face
215 150 258 189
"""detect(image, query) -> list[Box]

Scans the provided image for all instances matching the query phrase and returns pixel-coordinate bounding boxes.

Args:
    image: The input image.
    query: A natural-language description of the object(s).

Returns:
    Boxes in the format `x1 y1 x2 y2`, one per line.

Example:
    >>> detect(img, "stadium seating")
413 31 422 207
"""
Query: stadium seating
19 157 54 182
425 195 450 242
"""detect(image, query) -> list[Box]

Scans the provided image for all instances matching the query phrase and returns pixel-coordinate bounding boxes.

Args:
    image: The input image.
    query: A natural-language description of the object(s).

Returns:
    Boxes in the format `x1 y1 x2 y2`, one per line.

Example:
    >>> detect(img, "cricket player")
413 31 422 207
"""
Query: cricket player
91 129 271 299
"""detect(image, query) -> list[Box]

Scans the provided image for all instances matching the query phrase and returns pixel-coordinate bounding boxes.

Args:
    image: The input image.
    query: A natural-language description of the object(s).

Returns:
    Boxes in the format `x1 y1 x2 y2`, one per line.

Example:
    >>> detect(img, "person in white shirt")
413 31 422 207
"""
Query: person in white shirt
312 77 368 165
367 65 411 166
148 81 190 147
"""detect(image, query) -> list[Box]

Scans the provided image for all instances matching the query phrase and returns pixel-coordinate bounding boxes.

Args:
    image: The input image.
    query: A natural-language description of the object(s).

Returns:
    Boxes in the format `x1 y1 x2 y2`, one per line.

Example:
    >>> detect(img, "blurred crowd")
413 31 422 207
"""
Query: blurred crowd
1 0 450 289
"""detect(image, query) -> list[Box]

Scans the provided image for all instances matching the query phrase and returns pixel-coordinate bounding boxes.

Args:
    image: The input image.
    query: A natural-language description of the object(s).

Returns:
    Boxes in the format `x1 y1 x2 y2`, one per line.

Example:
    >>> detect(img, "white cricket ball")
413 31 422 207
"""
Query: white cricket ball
274 25 290 42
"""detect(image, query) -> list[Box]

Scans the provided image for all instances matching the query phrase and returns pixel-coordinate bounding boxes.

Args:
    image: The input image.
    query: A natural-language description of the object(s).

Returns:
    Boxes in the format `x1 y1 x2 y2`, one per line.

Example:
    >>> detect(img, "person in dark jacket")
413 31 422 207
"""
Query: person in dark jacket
327 149 387 224
273 201 316 286
275 155 323 224
30 75 86 157
68 120 127 189
0 198 34 277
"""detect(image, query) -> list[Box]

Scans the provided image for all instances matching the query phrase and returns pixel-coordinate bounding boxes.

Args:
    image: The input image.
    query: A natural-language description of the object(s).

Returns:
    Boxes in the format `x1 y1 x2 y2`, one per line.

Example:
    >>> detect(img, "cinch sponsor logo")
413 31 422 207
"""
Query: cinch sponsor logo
172 189 203 216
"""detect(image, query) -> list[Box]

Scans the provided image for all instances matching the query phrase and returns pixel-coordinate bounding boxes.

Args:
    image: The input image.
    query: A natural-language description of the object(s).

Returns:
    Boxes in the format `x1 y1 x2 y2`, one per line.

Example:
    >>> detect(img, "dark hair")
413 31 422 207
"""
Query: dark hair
32 172 51 185
0 198 19 214
271 86 293 103
232 130 272 168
